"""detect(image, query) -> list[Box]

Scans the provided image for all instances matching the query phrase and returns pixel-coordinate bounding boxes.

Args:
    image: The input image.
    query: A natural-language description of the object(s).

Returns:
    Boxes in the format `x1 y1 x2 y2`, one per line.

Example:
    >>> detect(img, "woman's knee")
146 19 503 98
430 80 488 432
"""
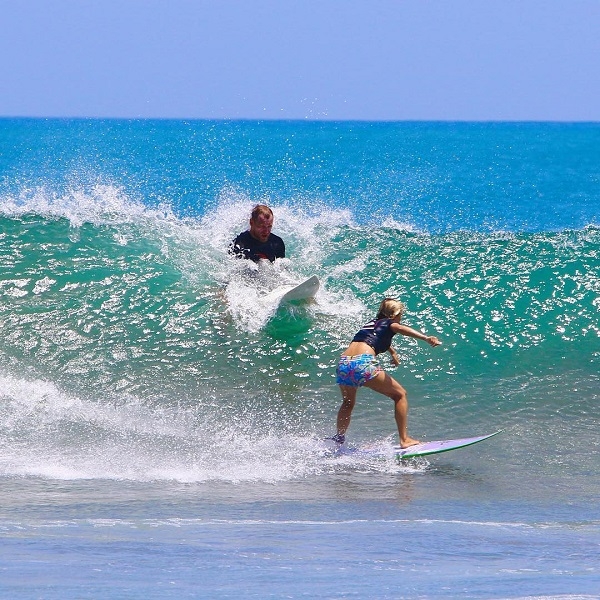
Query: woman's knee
391 384 407 403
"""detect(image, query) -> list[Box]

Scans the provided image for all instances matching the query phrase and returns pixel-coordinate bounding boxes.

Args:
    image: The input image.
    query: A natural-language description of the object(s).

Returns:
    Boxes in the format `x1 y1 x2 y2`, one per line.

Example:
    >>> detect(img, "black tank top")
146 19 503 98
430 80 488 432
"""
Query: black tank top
352 318 395 354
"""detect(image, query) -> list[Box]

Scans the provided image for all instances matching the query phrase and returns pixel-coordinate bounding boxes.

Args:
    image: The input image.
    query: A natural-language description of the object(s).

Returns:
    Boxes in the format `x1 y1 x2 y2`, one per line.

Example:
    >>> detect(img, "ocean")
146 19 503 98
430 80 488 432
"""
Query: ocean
0 118 598 599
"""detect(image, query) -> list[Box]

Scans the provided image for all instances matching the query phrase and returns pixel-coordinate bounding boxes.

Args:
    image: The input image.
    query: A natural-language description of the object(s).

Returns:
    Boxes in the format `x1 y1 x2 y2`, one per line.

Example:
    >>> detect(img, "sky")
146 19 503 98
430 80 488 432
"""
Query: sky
1 0 599 121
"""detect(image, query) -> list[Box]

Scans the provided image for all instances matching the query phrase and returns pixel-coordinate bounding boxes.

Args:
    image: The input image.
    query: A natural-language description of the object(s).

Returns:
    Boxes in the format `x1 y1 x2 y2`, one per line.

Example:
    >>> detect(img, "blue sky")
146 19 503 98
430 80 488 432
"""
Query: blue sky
1 0 599 121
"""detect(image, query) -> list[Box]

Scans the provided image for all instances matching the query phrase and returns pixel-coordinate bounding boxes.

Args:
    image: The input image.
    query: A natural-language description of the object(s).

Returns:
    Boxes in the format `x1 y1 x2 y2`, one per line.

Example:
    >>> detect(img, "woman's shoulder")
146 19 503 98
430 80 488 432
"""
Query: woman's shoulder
374 318 394 327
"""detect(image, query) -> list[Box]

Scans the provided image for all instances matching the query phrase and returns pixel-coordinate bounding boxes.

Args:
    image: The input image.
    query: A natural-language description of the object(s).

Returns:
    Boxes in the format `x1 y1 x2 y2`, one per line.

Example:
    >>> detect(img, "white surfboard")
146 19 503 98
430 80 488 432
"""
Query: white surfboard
393 431 502 459
261 275 320 304
325 431 501 461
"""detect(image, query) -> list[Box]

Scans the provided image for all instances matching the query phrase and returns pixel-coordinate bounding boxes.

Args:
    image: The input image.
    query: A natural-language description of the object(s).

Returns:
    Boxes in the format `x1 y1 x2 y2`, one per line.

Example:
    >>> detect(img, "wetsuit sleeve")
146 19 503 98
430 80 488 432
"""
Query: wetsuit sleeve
274 237 285 259
230 232 251 260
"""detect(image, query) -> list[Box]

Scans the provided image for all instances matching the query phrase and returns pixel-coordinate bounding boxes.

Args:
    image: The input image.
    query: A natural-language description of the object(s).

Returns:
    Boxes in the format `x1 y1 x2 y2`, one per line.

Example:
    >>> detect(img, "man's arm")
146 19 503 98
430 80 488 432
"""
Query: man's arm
230 232 251 259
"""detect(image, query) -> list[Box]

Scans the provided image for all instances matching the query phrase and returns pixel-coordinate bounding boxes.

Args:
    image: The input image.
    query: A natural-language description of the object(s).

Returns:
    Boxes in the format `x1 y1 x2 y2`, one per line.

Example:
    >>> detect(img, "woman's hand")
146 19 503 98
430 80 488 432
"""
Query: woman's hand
389 349 401 366
426 336 442 347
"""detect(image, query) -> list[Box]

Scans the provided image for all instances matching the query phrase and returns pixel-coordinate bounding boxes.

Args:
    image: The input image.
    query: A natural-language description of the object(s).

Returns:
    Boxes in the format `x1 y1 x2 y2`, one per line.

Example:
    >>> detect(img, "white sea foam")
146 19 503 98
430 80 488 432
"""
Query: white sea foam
0 183 172 226
0 371 414 483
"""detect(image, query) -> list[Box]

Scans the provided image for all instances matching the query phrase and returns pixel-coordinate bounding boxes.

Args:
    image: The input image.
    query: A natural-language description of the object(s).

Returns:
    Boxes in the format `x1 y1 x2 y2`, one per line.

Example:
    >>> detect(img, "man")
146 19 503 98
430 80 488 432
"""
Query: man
230 204 285 262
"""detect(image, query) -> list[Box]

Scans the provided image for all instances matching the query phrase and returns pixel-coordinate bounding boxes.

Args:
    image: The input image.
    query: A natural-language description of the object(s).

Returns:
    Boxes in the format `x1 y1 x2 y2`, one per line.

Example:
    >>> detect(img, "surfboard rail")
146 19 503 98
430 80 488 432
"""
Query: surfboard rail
394 430 502 460
261 275 319 304
322 430 502 462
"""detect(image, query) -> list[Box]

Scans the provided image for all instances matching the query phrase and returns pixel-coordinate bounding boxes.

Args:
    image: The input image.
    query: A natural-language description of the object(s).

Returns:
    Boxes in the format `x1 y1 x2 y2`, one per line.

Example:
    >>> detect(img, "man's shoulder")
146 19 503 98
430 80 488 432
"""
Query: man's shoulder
234 230 253 243
232 231 257 251
269 233 285 258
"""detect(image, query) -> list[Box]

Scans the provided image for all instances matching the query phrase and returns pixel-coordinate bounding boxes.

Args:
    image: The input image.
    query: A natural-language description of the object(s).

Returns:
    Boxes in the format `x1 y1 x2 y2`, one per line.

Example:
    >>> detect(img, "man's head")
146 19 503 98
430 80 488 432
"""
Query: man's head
249 205 274 243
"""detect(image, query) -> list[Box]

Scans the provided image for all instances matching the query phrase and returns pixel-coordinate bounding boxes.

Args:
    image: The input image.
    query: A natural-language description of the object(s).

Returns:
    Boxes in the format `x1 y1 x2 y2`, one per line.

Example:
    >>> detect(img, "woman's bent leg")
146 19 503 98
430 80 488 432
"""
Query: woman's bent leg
364 372 420 448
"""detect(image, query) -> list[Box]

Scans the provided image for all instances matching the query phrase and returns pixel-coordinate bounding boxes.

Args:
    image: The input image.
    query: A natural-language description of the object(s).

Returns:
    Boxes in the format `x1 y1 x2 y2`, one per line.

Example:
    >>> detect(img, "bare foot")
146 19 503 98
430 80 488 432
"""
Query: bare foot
400 437 421 448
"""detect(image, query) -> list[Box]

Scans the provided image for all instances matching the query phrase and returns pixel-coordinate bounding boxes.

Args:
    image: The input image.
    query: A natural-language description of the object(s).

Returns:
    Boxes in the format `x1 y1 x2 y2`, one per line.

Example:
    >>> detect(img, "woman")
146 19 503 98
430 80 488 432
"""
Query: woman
333 298 441 448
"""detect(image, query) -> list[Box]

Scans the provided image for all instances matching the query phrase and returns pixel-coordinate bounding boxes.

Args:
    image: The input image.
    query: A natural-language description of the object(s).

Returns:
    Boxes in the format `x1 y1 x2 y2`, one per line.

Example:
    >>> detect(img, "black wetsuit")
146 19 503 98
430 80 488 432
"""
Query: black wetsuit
352 318 396 354
230 231 285 263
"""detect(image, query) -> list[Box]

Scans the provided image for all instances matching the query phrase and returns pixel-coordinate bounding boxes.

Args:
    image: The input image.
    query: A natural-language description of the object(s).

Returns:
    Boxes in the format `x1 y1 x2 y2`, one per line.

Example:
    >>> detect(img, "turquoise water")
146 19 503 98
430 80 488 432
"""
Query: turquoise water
1 118 599 598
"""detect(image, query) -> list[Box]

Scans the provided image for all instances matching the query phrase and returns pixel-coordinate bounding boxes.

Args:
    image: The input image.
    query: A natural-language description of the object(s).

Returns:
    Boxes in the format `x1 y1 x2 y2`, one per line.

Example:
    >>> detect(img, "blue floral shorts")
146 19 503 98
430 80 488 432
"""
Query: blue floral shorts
336 354 382 387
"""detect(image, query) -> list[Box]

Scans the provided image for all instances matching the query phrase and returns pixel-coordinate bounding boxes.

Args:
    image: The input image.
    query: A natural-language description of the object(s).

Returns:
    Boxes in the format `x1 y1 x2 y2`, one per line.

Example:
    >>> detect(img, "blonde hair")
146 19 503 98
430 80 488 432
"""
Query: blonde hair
376 298 405 320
